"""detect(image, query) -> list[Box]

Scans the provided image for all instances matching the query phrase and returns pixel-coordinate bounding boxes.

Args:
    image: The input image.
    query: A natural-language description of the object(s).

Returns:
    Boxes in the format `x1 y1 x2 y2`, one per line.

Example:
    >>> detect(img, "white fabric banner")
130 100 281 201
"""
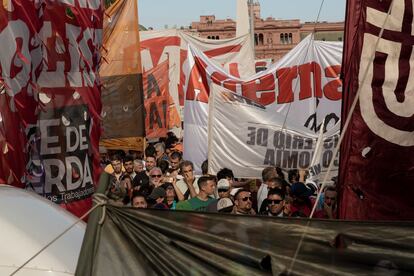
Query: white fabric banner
140 29 255 121
208 83 340 178
183 35 343 174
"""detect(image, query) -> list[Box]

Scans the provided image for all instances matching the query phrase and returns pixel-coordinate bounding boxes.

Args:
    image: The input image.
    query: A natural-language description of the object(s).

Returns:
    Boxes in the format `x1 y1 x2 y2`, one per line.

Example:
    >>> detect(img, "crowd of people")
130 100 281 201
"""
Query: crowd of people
100 133 338 219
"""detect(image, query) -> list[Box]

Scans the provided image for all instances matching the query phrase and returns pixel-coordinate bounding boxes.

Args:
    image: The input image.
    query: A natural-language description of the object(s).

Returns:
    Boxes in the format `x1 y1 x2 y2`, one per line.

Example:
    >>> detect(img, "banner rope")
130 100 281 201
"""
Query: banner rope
286 1 395 274
10 193 108 276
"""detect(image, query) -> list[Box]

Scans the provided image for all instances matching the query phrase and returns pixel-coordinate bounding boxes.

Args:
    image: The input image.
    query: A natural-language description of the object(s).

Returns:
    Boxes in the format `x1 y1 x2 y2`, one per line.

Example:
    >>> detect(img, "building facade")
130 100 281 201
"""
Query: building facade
189 2 344 62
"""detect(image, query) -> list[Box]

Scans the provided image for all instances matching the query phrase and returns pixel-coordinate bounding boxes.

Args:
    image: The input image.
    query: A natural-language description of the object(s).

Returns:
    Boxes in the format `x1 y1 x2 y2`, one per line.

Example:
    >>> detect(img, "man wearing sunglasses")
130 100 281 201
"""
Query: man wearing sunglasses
216 178 231 199
232 189 256 215
261 188 285 217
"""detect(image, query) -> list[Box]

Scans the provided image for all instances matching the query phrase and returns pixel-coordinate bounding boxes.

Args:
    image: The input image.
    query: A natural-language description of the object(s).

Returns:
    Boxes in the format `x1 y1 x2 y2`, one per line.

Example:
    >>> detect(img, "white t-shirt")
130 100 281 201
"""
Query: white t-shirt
176 178 200 199
257 183 268 211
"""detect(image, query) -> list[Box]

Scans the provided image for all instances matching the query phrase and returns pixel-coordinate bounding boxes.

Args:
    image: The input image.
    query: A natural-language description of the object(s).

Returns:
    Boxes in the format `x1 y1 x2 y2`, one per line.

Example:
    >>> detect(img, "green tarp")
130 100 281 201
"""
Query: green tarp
76 174 414 275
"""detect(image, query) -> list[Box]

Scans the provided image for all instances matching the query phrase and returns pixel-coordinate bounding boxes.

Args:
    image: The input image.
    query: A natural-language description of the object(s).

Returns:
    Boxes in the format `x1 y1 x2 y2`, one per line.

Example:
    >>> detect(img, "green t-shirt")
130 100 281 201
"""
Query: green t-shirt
176 196 215 212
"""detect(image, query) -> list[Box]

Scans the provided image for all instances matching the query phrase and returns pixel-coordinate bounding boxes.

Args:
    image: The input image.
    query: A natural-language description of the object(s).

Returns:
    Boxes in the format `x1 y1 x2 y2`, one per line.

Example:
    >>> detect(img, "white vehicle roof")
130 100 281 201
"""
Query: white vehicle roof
0 185 85 275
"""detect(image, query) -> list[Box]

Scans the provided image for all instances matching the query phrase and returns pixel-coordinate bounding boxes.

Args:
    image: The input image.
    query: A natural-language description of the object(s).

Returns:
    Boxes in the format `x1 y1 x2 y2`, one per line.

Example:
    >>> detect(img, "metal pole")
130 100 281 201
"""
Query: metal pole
249 0 255 58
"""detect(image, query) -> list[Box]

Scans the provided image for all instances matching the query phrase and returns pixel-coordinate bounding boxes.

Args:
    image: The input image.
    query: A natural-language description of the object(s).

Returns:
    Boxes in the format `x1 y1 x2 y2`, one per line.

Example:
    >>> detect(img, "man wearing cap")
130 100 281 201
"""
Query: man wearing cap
205 178 232 213
162 182 178 210
176 175 216 212
147 187 168 209
217 178 231 199
290 182 315 217
232 189 256 215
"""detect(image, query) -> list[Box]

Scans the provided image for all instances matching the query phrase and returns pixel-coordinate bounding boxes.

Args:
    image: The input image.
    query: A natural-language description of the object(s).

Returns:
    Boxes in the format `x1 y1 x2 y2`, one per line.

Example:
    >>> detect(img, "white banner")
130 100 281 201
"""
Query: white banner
208 83 340 178
184 35 343 173
140 29 255 122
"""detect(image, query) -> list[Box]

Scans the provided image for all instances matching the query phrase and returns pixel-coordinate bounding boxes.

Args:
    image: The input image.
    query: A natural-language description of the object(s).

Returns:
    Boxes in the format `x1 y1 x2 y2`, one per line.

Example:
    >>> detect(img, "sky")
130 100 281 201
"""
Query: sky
138 0 346 30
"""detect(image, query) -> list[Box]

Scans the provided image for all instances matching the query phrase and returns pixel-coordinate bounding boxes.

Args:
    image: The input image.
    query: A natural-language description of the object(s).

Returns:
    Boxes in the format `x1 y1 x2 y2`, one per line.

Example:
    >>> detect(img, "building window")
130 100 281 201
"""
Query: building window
216 36 219 40
207 36 211 39
280 33 284 44
259 33 264 45
255 33 258 46
288 33 292 44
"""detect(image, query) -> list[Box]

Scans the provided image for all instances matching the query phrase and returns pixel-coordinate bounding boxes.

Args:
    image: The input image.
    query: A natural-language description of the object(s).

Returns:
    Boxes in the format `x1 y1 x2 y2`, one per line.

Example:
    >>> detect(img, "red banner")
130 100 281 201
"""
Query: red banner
143 60 170 138
0 1 103 218
340 0 414 220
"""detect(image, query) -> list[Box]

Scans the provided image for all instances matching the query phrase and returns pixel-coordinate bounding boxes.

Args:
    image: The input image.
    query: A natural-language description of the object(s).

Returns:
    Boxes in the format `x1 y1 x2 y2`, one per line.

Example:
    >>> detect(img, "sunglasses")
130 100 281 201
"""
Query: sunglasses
218 189 229 193
241 196 252 202
151 175 162 178
268 199 282 205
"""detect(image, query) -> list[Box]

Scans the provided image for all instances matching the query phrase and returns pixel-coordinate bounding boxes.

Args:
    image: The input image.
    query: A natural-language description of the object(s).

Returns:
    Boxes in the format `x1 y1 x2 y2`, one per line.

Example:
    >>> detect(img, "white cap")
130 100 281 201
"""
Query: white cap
217 178 230 189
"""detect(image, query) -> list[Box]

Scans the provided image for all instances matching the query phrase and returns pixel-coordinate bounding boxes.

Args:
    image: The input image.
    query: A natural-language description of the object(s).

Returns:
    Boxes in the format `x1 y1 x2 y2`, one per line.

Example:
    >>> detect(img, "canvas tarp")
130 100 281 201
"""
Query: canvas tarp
76 175 414 275
100 0 145 151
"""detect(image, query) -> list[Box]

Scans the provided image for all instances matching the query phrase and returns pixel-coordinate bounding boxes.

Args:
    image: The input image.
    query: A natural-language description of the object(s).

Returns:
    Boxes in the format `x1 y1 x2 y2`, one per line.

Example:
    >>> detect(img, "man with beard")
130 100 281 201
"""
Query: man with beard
232 189 256 215
123 155 135 179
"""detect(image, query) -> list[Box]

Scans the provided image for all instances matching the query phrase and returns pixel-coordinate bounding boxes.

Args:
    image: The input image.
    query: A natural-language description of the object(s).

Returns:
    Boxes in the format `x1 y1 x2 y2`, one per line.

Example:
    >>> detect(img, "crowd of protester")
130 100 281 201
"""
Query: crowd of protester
100 132 338 219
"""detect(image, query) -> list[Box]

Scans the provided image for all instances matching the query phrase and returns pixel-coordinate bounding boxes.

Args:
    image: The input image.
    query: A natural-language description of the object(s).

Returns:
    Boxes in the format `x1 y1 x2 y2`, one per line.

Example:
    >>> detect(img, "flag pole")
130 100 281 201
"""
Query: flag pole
248 0 255 58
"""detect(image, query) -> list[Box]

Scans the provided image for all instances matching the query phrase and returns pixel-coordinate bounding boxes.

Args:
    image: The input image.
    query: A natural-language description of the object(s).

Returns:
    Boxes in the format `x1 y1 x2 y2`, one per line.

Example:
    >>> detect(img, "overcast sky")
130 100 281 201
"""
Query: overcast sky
138 0 346 30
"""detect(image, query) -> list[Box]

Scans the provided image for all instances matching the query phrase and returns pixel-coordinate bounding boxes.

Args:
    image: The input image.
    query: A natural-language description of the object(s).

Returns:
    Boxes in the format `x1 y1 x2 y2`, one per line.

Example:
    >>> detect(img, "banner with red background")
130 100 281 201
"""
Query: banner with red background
143 60 170 139
340 0 414 220
0 0 103 217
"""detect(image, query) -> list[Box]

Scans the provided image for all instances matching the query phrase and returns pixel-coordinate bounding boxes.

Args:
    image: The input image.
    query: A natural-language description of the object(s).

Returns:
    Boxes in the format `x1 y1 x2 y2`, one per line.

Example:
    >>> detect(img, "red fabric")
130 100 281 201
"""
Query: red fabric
143 60 170 138
0 1 103 218
339 0 414 220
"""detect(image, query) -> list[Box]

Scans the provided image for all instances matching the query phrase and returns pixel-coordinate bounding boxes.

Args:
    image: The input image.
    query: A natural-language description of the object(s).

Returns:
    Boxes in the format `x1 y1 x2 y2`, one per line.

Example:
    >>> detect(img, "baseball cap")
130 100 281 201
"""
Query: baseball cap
291 182 313 198
161 182 174 190
217 179 230 190
217 198 234 213
148 187 166 200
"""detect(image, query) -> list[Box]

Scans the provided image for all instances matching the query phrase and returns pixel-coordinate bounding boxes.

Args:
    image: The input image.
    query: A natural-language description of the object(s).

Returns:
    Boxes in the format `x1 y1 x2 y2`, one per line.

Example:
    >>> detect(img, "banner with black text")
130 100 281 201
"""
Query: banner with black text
208 84 339 178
